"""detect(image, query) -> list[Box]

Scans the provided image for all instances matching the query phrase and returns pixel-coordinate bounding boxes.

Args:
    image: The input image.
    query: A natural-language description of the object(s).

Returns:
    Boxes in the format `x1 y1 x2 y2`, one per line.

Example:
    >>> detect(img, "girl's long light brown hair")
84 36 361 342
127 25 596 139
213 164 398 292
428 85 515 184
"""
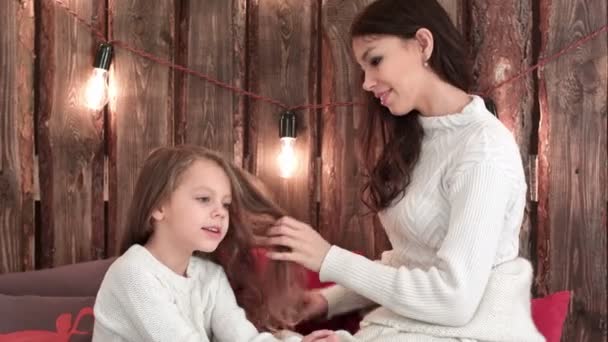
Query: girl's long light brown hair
120 145 305 330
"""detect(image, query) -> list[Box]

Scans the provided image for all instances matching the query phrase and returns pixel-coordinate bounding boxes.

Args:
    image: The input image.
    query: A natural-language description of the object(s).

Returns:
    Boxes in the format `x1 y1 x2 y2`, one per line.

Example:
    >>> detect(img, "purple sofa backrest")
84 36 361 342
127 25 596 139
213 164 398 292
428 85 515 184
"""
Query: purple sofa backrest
0 258 116 297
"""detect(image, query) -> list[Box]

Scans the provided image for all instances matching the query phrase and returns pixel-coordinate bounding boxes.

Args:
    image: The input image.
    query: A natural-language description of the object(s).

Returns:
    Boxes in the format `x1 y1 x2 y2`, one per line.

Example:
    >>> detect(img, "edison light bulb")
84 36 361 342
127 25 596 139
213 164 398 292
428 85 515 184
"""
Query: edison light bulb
277 137 297 178
84 43 113 111
85 68 109 110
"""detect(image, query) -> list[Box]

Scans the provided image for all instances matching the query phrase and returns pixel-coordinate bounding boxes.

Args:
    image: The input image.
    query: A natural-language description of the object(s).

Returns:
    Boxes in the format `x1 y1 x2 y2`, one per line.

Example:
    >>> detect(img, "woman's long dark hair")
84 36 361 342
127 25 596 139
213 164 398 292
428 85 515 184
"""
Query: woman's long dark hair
120 145 304 331
352 0 473 211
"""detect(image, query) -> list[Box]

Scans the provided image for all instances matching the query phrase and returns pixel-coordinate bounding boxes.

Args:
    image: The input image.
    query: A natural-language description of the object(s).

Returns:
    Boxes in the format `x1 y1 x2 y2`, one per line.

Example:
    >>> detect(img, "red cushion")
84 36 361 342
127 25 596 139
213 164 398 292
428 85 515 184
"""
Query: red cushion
0 306 93 342
531 291 571 342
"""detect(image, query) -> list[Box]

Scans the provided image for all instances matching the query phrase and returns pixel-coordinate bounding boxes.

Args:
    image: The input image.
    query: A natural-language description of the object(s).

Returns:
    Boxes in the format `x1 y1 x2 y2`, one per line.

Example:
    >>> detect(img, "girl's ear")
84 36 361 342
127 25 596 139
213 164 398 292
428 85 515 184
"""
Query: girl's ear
151 206 165 221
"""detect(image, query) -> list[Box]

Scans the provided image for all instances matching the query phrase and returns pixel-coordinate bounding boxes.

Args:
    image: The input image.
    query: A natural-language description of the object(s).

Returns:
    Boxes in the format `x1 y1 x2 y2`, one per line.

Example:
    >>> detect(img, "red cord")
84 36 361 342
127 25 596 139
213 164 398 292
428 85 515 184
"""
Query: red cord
52 0 607 112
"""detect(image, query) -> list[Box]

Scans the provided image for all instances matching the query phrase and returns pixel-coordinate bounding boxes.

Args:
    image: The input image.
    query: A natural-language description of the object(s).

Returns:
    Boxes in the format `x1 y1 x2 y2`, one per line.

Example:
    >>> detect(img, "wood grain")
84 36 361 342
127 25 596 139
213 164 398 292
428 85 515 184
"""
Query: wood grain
107 0 175 255
319 0 383 259
537 0 607 339
247 0 319 224
38 0 106 267
177 0 247 166
469 0 534 259
0 0 35 273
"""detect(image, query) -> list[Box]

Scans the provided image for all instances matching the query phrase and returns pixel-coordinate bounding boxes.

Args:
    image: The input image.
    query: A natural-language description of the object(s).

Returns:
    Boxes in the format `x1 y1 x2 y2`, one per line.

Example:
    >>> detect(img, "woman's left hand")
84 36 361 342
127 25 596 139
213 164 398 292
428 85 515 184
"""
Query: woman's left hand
262 216 332 272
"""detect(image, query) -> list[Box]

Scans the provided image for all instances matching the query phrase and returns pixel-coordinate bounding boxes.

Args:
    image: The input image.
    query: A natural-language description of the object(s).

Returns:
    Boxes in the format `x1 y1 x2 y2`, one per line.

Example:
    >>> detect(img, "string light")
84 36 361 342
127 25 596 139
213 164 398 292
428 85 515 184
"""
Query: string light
84 43 113 111
277 111 298 178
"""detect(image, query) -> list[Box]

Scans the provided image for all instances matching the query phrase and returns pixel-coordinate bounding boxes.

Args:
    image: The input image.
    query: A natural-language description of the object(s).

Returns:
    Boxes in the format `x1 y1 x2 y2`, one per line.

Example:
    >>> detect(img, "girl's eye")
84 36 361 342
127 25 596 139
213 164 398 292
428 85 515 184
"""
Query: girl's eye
370 56 382 66
223 203 231 209
197 197 210 203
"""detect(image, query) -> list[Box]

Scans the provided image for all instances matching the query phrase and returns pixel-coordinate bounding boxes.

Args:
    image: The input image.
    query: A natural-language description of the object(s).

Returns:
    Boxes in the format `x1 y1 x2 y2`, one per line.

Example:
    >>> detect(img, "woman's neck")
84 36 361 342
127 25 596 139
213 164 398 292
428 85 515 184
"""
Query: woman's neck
417 77 471 117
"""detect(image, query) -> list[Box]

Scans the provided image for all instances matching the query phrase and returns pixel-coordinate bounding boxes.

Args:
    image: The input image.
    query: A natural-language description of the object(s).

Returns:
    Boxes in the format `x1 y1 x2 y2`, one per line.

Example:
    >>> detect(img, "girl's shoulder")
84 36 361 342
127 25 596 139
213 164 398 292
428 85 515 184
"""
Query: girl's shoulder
103 245 164 282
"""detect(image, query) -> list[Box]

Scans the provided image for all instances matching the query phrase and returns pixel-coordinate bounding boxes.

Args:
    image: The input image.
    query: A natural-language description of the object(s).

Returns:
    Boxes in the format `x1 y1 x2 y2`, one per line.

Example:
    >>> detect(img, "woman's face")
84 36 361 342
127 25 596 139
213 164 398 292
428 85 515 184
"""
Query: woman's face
352 34 431 116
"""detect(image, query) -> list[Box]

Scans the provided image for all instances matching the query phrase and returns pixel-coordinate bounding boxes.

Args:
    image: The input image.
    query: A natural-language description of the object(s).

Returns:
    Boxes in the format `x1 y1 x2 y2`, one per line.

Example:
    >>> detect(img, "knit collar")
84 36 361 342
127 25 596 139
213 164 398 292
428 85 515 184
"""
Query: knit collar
131 244 194 291
417 95 487 132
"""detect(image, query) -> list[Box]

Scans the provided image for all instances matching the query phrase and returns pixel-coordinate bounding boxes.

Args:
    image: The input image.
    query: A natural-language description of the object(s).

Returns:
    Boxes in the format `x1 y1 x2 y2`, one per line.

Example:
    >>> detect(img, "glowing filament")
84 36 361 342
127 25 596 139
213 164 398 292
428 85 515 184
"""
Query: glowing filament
277 137 297 178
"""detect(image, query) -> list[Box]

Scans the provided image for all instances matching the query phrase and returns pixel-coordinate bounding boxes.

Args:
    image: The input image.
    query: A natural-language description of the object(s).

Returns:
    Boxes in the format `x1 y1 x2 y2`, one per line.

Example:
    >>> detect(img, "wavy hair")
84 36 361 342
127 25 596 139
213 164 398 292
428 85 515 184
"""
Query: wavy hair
120 145 304 330
351 0 473 211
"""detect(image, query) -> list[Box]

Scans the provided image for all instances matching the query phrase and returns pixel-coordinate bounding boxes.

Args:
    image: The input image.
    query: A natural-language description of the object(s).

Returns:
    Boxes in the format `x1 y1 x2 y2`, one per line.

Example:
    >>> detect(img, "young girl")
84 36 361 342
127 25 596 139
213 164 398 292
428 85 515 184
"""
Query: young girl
92 145 337 342
264 0 545 341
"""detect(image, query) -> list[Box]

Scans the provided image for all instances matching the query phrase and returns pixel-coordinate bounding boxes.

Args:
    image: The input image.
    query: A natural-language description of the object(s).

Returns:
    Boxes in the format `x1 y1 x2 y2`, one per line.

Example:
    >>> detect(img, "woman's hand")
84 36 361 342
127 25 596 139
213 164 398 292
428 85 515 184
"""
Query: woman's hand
299 290 329 322
263 216 332 272
302 329 339 342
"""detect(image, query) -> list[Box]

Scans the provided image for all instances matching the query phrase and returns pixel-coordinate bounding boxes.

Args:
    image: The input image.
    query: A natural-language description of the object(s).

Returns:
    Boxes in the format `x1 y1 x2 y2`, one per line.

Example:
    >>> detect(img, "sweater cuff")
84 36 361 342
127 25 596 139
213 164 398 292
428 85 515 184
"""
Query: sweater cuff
319 246 375 318
319 245 357 283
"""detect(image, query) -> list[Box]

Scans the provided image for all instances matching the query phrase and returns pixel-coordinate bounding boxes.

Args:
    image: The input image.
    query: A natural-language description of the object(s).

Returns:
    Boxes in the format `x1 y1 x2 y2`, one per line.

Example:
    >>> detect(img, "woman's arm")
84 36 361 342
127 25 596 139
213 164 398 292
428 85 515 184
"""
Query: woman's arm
319 162 512 326
265 161 513 327
320 284 375 318
319 250 394 318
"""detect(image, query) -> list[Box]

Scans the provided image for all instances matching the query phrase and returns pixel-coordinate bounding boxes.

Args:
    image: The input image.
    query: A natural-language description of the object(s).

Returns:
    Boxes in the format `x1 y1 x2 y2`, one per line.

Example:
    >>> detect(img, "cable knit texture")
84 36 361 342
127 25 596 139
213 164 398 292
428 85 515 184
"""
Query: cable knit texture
319 96 545 341
93 245 301 342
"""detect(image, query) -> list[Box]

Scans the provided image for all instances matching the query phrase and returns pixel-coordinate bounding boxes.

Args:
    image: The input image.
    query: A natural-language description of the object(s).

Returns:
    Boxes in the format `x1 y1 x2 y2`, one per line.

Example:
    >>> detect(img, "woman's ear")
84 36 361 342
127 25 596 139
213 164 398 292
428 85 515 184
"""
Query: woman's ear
415 28 434 63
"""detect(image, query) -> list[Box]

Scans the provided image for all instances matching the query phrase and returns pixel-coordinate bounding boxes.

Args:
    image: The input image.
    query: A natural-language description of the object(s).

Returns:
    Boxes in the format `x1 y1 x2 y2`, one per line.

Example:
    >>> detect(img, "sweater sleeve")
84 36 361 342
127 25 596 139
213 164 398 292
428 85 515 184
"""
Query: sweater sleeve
210 269 300 342
319 162 511 326
320 251 395 318
94 263 208 342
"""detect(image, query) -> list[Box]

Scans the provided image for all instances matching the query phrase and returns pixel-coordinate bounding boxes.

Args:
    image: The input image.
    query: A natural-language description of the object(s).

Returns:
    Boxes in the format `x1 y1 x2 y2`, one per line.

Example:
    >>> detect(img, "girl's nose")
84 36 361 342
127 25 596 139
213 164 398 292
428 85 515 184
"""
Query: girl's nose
211 204 227 218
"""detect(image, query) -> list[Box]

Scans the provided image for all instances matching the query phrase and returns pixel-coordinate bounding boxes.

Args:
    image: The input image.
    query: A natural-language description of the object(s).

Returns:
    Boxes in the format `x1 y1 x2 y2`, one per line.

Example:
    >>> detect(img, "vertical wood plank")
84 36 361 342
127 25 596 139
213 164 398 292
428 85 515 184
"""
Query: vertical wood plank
107 0 175 255
248 0 319 223
178 0 246 165
38 0 106 268
537 0 607 340
469 0 534 259
320 0 381 259
0 0 35 273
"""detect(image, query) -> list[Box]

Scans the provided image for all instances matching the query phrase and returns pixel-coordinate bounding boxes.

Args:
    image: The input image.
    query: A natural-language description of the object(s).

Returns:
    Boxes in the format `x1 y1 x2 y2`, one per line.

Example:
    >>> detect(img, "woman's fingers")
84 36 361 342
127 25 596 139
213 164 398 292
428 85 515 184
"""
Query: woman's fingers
266 250 299 263
276 216 311 231
263 235 299 249
266 224 299 237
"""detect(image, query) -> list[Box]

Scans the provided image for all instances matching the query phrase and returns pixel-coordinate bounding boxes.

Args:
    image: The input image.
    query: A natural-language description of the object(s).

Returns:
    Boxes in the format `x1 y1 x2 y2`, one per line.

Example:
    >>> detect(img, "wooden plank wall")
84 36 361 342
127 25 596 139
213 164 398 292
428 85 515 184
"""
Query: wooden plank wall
537 0 607 340
0 1 606 340
0 0 35 273
320 0 381 259
469 0 535 259
38 0 106 267
247 0 319 224
178 0 246 164
107 0 176 255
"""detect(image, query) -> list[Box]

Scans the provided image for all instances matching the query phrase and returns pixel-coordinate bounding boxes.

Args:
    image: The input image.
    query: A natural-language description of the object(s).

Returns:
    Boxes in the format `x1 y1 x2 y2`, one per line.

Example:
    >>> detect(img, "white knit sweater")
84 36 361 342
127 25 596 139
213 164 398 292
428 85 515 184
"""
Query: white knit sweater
319 96 545 341
93 245 301 342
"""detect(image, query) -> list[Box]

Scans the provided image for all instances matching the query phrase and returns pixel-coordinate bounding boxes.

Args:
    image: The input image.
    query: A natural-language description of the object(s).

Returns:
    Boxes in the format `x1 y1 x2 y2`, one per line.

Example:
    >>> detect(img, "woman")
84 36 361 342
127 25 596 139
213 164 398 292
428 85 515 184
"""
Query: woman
264 0 544 341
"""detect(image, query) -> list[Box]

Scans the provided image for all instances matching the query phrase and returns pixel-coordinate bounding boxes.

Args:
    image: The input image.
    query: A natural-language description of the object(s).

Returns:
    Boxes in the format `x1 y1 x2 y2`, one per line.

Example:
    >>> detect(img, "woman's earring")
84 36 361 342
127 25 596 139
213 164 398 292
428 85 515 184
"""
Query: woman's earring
424 61 429 67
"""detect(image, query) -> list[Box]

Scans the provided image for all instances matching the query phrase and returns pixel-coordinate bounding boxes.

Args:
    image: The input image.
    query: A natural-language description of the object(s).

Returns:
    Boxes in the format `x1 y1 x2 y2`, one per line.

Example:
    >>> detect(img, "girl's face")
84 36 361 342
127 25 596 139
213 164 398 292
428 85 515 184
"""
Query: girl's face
152 158 232 253
352 34 430 115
